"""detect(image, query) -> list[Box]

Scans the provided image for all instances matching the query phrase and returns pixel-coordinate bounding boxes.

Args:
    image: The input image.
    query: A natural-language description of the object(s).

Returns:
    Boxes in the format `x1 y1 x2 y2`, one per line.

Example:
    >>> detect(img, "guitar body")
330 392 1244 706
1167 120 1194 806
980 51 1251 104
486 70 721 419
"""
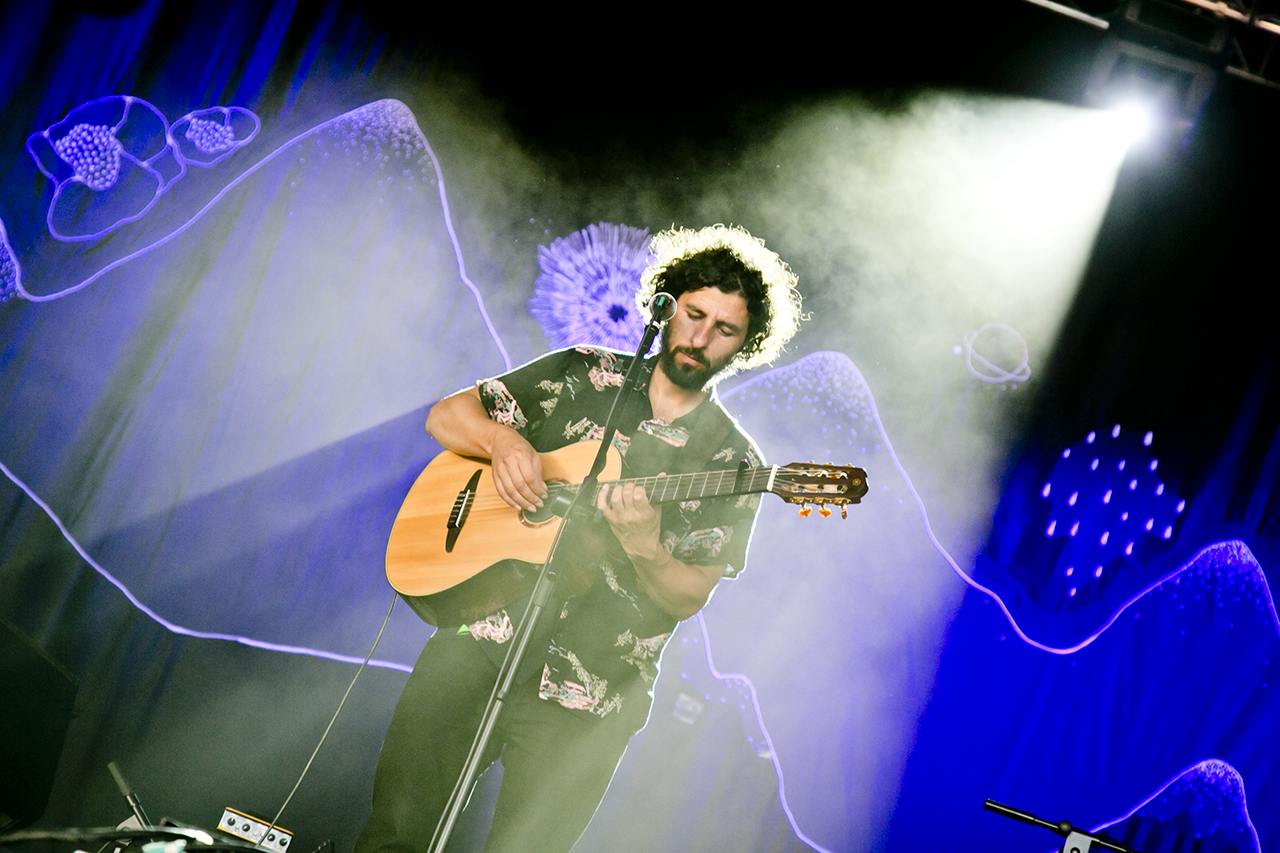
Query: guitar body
386 438 866 626
386 440 621 602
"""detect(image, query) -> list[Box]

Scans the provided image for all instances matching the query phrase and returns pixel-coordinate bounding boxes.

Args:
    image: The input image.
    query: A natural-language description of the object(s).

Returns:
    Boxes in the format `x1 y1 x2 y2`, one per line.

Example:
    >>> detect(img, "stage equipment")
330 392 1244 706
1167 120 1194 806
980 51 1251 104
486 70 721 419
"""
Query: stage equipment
0 620 78 831
216 808 292 853
1025 0 1280 109
985 798 1141 853
1086 0 1229 142
0 825 253 853
109 762 152 830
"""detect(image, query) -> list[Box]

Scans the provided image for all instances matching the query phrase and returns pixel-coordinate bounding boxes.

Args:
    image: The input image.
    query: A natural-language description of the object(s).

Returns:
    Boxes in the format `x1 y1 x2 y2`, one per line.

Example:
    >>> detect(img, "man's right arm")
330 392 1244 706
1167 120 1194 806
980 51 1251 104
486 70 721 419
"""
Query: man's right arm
425 387 548 511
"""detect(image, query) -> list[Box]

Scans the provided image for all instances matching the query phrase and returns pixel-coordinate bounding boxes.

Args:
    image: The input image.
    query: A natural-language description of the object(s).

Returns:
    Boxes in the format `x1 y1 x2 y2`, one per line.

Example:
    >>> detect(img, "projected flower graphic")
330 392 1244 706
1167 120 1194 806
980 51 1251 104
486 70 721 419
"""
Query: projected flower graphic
26 96 260 242
1 217 21 303
530 222 652 351
170 106 260 166
27 95 179 241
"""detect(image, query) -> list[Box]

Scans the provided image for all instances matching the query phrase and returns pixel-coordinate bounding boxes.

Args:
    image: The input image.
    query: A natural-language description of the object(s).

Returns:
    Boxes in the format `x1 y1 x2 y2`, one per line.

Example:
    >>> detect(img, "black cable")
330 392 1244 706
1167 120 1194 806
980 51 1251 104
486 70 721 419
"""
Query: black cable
253 591 399 849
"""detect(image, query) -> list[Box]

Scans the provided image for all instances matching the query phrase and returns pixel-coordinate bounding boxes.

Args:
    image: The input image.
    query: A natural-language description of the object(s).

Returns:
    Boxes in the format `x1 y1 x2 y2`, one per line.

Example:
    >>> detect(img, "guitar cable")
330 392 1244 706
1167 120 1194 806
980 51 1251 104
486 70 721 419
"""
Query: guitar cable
253 590 399 850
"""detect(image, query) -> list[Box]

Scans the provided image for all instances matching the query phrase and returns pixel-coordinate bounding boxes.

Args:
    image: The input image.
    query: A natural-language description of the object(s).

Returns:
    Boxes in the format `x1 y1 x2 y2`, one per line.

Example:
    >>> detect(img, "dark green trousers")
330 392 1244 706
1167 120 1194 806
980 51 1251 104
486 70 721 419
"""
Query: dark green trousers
355 626 645 853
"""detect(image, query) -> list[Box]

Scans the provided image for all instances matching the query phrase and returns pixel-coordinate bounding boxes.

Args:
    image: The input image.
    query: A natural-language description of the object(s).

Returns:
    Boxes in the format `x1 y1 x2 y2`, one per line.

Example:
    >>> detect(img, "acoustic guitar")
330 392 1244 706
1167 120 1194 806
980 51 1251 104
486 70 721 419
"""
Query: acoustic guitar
386 440 867 624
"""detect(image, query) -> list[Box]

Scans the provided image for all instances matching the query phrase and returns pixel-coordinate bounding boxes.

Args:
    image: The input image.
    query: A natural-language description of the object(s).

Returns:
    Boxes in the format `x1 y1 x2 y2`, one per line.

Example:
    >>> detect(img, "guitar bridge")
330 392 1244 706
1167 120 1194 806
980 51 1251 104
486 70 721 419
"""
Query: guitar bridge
446 469 483 553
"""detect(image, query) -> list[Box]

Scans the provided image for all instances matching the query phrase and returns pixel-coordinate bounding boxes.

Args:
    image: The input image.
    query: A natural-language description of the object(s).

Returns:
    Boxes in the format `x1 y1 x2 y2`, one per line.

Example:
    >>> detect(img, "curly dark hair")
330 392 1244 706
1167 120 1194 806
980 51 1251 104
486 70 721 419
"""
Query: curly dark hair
649 247 771 363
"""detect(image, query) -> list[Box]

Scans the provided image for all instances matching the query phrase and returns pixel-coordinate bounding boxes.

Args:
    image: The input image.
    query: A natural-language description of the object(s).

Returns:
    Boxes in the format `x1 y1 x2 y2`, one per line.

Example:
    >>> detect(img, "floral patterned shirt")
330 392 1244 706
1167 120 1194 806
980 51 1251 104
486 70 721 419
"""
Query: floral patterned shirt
469 346 763 723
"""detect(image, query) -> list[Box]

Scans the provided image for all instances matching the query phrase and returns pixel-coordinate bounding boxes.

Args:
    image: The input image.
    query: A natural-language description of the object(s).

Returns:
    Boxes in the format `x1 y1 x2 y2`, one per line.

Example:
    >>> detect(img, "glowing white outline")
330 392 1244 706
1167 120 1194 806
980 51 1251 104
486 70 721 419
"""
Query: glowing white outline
15 99 511 371
694 612 837 853
0 457 411 673
962 322 1031 383
1088 758 1263 853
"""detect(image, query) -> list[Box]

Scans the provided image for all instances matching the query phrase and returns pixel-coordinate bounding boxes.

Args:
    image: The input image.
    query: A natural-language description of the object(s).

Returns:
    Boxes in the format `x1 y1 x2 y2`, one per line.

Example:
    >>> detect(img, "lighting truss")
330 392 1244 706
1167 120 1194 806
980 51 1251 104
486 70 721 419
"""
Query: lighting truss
1024 0 1280 92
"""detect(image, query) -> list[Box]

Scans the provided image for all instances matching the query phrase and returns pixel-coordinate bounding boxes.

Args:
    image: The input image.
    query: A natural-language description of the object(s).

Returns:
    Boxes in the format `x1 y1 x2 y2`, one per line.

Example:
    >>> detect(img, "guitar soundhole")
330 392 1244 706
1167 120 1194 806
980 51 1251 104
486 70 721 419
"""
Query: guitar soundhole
518 479 568 528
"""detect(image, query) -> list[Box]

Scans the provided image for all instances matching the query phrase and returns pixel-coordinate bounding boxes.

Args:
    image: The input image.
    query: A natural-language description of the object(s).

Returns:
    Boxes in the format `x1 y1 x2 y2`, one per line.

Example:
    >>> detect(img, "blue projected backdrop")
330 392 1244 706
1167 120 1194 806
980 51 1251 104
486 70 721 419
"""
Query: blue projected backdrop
0 24 1276 848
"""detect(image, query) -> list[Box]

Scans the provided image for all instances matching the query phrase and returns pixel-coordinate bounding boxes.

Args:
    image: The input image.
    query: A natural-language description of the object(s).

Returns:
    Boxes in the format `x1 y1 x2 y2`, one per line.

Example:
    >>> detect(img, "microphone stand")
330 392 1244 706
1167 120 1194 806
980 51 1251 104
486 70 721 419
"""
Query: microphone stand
426 294 675 853
984 799 1141 853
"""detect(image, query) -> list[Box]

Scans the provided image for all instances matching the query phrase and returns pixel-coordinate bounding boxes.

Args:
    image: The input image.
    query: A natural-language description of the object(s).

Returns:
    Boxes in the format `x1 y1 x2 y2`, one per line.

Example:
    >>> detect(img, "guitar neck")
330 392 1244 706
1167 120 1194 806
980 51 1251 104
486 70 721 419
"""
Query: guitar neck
582 467 776 504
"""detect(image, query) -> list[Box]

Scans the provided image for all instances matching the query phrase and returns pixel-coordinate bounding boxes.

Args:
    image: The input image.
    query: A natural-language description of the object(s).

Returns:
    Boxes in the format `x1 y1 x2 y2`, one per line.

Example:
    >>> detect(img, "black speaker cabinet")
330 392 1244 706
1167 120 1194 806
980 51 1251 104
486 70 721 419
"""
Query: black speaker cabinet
0 620 78 831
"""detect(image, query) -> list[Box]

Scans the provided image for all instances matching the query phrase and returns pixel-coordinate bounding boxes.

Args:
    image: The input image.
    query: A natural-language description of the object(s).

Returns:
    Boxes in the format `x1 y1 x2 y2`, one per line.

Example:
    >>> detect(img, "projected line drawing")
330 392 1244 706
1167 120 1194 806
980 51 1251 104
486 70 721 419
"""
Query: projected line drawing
27 95 179 241
724 354 1279 655
0 216 20 303
26 96 262 242
1090 759 1263 853
960 321 1030 383
530 222 652 352
692 612 837 853
15 98 511 369
0 458 411 673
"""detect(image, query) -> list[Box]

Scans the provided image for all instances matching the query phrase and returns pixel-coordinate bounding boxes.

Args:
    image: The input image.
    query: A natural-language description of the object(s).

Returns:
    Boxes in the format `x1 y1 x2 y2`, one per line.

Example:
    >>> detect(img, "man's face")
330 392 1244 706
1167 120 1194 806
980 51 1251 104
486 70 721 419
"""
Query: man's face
657 287 750 391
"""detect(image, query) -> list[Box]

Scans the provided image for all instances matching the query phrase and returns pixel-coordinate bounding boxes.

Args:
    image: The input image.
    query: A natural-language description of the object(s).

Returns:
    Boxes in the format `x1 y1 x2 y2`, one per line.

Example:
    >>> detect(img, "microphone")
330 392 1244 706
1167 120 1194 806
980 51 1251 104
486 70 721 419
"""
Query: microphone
109 760 151 828
648 292 677 322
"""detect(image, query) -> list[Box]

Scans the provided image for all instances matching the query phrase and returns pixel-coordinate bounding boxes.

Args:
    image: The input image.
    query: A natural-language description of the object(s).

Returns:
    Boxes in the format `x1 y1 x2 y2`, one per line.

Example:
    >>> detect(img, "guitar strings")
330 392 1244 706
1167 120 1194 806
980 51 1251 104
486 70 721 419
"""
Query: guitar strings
459 468 850 512
460 469 769 511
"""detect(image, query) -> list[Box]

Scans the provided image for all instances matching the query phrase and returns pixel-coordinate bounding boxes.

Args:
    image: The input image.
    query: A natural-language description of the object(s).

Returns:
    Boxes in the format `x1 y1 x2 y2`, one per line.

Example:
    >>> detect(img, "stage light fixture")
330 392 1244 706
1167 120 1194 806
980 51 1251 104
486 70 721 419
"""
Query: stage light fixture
1082 0 1229 143
1111 101 1156 145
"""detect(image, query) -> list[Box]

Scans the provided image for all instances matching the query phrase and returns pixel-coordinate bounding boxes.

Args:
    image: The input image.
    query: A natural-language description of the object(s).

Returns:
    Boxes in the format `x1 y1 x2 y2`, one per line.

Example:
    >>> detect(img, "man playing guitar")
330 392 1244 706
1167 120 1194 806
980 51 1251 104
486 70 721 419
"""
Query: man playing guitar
356 225 804 853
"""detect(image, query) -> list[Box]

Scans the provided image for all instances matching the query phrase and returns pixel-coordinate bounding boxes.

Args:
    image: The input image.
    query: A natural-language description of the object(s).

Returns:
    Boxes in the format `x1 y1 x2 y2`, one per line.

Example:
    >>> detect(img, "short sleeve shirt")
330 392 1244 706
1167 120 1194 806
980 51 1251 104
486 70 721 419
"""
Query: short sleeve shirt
470 346 763 722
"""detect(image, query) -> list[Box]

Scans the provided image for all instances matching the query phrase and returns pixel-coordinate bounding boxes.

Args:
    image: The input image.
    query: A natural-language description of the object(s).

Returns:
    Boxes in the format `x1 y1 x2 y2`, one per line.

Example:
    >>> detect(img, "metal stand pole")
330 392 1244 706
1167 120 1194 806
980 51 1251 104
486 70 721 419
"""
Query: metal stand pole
426 296 674 853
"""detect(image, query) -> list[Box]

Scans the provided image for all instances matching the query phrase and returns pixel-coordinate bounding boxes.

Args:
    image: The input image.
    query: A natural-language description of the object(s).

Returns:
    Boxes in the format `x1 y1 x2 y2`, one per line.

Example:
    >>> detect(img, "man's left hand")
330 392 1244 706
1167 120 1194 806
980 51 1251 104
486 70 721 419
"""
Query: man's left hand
597 479 663 562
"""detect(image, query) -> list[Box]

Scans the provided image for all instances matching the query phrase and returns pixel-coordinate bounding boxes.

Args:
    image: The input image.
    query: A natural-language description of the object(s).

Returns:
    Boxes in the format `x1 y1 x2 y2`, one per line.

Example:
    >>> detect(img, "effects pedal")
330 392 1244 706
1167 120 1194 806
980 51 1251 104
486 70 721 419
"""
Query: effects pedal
217 807 293 853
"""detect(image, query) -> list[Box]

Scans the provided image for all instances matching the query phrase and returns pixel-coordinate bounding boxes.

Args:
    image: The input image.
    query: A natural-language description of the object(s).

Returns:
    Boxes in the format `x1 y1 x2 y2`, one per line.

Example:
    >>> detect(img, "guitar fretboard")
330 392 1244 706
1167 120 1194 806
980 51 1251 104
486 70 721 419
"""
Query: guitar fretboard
546 467 778 505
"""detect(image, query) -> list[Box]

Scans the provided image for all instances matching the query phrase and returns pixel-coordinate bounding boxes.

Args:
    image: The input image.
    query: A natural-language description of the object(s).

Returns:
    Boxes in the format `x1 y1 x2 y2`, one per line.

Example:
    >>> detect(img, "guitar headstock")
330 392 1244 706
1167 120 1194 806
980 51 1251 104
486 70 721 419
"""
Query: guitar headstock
771 463 868 518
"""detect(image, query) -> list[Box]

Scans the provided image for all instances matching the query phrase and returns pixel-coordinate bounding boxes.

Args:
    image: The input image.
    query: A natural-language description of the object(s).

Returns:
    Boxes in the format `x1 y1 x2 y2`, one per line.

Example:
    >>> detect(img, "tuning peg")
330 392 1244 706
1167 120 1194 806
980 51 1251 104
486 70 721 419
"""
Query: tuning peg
798 504 812 518
818 505 832 518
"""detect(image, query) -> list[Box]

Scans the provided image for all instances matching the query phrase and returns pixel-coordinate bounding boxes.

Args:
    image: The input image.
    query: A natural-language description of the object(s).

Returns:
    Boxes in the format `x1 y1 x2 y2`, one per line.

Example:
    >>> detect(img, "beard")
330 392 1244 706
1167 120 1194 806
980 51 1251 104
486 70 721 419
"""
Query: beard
657 338 732 391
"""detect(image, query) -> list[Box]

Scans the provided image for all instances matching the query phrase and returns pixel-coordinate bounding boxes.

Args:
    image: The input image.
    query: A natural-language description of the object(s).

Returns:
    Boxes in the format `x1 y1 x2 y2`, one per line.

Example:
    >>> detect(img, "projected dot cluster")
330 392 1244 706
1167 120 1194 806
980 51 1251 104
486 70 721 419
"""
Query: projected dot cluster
320 99 431 171
184 116 236 153
725 351 879 461
170 106 258 164
1108 759 1262 853
53 123 124 191
1041 424 1184 602
530 222 652 352
1151 540 1279 636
